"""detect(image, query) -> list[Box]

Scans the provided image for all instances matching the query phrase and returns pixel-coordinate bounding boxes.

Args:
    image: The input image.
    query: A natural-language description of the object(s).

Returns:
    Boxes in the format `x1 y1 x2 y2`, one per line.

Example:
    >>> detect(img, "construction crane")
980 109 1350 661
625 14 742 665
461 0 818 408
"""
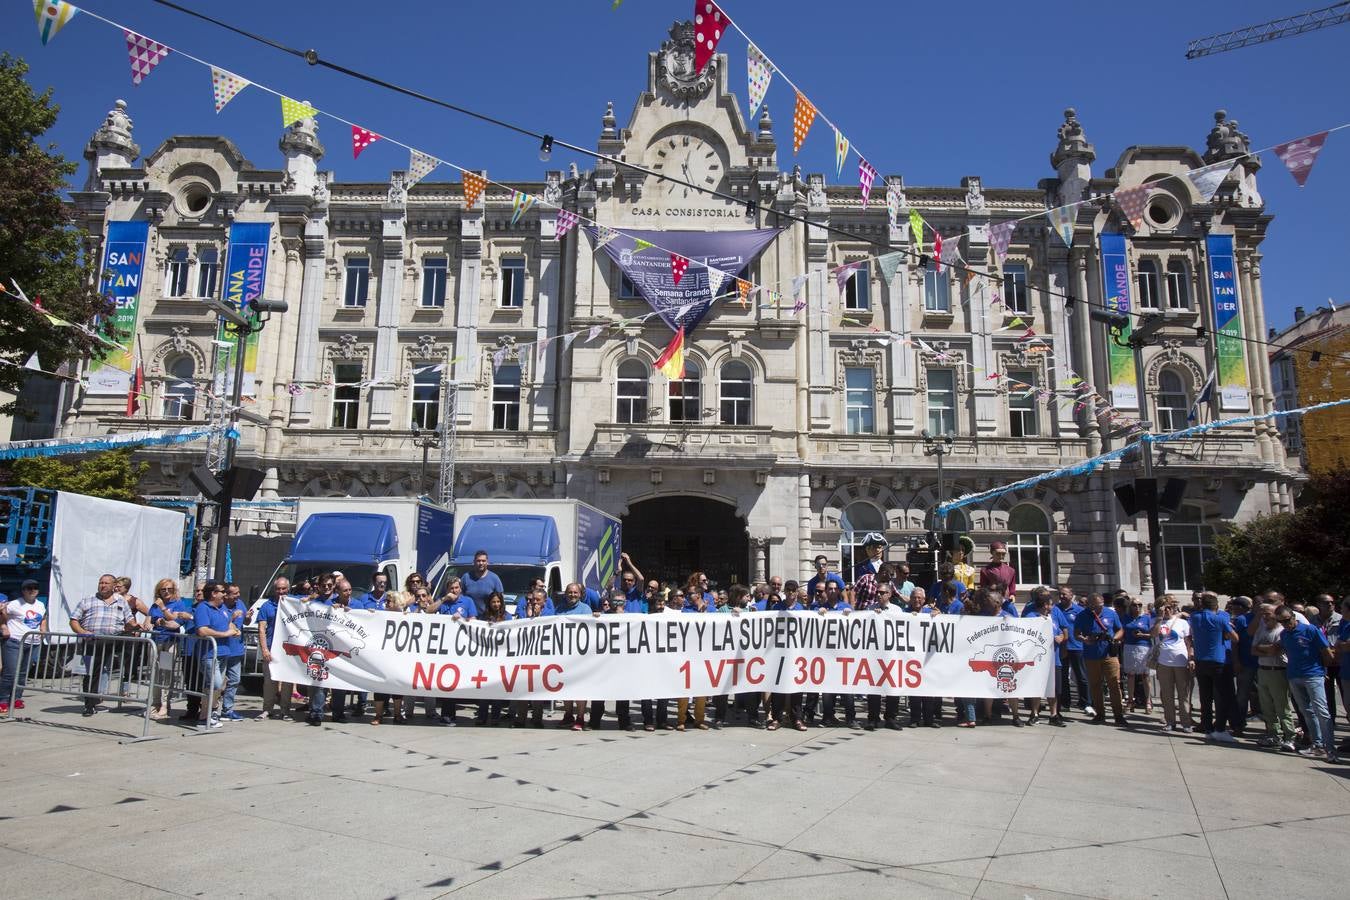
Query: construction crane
1186 2 1350 58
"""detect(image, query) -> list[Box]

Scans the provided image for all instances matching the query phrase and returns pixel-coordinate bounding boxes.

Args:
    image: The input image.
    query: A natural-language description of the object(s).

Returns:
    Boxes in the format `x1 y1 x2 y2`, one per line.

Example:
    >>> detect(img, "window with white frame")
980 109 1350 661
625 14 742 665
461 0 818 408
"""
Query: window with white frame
923 268 950 312
616 359 648 424
421 257 447 308
195 248 220 299
1002 263 1029 314
500 258 525 308
839 501 885 578
1135 259 1160 311
331 363 362 429
668 359 701 423
926 368 956 436
844 366 875 434
1008 504 1053 587
162 356 196 420
167 248 190 298
1165 260 1190 310
719 360 752 425
1162 505 1215 592
492 363 522 430
411 367 440 430
843 266 870 311
1156 369 1190 432
1008 369 1039 437
344 257 370 307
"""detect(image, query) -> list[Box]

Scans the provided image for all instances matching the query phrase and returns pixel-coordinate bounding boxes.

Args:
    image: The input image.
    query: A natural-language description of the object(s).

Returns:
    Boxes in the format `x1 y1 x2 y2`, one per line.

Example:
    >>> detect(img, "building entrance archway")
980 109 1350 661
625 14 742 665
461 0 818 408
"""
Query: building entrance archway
622 496 748 589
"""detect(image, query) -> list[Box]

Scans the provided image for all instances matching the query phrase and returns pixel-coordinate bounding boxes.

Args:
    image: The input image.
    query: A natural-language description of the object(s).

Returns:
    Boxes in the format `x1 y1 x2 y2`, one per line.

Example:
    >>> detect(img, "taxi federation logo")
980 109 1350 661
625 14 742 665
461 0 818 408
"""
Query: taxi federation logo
967 638 1046 693
281 619 366 682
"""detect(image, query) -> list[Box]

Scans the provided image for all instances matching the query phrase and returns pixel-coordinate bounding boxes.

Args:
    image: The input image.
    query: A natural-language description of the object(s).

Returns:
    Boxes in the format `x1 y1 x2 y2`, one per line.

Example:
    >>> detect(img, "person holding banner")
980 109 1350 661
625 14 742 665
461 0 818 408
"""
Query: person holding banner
555 583 599 731
1023 590 1068 727
254 577 294 721
477 592 512 727
509 589 549 729
306 580 358 725
862 583 903 732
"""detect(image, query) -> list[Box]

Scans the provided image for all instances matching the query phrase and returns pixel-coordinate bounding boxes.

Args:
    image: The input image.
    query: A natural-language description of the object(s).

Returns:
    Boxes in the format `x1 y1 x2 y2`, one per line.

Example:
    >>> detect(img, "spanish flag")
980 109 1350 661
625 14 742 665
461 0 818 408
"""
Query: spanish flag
655 327 686 380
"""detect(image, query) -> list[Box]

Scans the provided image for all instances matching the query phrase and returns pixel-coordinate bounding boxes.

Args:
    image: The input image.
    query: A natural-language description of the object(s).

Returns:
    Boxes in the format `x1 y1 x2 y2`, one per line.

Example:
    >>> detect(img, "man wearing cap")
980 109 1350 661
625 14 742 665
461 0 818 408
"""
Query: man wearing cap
979 541 1018 605
853 533 888 583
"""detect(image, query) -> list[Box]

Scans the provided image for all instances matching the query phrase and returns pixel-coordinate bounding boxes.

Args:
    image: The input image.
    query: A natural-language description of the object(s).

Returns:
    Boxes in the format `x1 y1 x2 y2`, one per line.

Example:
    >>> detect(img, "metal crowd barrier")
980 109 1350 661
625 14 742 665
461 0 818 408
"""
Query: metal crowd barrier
153 632 221 737
4 631 161 743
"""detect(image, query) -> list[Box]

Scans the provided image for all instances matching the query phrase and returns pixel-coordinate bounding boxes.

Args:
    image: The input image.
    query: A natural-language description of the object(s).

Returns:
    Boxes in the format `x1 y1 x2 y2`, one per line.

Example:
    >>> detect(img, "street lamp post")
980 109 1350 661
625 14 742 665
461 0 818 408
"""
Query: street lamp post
923 428 955 567
411 427 441 497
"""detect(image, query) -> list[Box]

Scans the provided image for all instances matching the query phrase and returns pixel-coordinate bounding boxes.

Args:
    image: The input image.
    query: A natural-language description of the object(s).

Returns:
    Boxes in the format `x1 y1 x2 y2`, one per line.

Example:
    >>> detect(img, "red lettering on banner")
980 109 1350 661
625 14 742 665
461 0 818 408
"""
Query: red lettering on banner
746 657 765 685
542 664 564 692
411 662 460 692
877 659 900 688
837 656 855 683
904 659 923 687
412 662 433 691
852 658 877 687
437 665 460 691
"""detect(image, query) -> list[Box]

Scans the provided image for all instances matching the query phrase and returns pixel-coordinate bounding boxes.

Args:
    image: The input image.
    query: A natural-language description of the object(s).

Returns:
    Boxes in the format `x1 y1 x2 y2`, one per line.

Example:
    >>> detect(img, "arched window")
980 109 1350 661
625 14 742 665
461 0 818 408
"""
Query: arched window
1156 370 1190 432
926 505 970 536
163 356 195 420
1162 505 1215 593
719 360 752 425
839 501 885 578
616 359 648 424
1007 504 1052 588
668 360 701 423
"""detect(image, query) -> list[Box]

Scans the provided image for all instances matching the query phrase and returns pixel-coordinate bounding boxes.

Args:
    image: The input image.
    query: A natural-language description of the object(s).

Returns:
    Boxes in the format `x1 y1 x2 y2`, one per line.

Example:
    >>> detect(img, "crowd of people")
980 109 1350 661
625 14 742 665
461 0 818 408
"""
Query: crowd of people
1 534 1346 763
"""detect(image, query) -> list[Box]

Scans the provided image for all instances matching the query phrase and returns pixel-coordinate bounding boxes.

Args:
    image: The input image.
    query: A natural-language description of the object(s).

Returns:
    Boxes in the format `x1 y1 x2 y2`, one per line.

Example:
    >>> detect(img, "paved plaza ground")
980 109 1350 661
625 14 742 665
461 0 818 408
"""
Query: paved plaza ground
1 693 1347 900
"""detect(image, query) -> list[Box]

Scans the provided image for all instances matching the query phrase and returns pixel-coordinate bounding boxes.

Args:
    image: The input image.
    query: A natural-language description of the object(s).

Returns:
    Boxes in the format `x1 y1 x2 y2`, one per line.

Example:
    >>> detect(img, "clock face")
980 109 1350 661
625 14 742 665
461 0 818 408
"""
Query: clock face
650 135 723 198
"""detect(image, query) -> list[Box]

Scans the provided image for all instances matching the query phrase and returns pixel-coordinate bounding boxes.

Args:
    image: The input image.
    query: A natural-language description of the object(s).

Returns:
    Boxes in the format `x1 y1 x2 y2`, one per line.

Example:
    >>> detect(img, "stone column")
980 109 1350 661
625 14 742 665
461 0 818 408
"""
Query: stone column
885 184 914 432
1047 253 1077 435
367 194 406 428
804 179 831 429
288 216 328 425
749 536 769 583
1070 249 1101 454
260 240 303 497
533 203 561 430
451 208 483 427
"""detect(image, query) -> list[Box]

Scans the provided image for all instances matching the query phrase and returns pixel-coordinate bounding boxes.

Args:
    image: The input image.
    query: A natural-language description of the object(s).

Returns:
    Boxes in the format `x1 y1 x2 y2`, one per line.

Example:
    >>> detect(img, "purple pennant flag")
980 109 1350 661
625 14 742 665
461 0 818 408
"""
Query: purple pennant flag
988 221 1016 264
587 324 604 343
858 158 878 208
491 347 507 371
556 209 579 240
834 262 862 298
1272 131 1329 187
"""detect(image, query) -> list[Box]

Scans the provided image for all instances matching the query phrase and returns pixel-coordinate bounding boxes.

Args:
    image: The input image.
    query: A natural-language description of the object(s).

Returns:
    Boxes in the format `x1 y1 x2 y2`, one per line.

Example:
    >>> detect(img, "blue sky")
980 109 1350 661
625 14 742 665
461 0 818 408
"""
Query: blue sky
8 0 1348 332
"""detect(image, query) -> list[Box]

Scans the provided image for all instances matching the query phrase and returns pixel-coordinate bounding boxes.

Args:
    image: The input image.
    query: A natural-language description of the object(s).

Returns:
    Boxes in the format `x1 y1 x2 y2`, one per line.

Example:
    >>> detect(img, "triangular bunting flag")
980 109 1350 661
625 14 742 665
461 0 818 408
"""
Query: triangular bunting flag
909 209 925 256
1186 162 1234 201
655 326 686 379
886 182 902 230
587 324 604 342
1046 205 1075 248
1272 132 1329 187
126 357 144 417
1114 184 1151 230
125 30 171 86
671 253 689 285
707 267 727 300
877 252 903 283
989 220 1016 264
1007 316 1026 329
210 67 248 113
835 262 862 298
352 126 381 159
34 1 78 45
675 304 693 321
556 209 579 240
792 91 817 153
834 129 850 176
510 190 536 224
281 95 318 128
23 352 41 371
563 332 578 352
941 236 962 270
462 171 488 208
858 158 877 208
790 274 808 312
492 347 507 371
633 239 654 253
593 225 617 248
693 1 727 74
933 233 943 272
746 43 772 117
408 150 439 188
736 278 752 308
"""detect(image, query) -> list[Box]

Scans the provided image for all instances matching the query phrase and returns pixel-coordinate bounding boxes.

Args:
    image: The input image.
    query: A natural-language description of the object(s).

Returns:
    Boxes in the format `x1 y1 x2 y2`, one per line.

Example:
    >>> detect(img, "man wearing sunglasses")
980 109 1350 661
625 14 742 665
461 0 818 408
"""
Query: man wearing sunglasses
1278 608 1338 762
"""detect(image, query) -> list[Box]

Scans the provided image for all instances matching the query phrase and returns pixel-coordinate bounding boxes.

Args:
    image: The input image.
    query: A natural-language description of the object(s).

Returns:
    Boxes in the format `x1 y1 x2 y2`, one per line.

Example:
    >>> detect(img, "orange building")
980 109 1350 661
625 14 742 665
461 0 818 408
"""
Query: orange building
1270 305 1350 474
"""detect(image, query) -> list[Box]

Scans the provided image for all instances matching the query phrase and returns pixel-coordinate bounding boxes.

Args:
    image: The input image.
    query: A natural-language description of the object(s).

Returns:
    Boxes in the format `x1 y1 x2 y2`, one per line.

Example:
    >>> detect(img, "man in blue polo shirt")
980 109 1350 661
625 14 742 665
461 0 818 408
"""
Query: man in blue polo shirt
1074 593 1125 726
219 584 248 721
461 550 504 617
1278 608 1337 762
555 582 597 730
1190 591 1239 743
806 555 847 598
1057 587 1087 714
618 552 648 613
254 576 295 720
1229 596 1256 737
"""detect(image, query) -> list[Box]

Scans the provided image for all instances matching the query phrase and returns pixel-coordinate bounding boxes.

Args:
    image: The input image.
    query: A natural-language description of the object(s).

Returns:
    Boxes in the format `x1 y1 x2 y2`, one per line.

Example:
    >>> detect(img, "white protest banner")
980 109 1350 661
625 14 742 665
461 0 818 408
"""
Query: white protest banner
269 600 1055 701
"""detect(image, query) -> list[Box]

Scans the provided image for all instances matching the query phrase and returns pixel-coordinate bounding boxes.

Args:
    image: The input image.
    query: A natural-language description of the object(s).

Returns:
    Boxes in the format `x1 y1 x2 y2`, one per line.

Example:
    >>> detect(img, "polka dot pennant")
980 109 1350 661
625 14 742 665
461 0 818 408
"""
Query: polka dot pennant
210 67 249 113
693 1 727 74
746 42 772 117
792 91 817 154
281 95 318 128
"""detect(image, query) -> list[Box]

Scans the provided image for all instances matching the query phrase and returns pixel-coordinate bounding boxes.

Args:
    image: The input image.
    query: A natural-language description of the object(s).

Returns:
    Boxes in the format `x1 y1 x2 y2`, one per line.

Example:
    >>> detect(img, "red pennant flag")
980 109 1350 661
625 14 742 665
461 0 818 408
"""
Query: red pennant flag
126 359 145 417
1272 131 1329 187
352 126 382 159
1114 184 1151 230
692 2 728 74
124 30 171 86
670 253 689 285
933 233 943 272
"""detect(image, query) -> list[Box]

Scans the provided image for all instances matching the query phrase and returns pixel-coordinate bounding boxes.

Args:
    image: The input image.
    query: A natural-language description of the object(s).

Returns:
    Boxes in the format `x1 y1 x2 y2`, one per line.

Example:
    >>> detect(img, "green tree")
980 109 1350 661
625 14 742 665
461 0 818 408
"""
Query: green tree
6 449 147 503
1205 468 1349 600
0 53 115 417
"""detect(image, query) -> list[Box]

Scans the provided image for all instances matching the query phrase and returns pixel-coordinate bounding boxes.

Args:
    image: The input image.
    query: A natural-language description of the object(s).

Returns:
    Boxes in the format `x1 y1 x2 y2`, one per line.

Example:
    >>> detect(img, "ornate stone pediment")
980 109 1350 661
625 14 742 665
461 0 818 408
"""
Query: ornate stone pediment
657 21 717 99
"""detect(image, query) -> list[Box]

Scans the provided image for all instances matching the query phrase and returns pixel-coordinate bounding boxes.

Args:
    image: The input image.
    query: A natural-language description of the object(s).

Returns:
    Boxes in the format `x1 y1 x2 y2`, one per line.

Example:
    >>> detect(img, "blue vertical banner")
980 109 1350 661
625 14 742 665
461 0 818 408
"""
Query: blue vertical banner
1097 232 1137 409
1205 234 1250 411
219 222 272 396
87 220 151 394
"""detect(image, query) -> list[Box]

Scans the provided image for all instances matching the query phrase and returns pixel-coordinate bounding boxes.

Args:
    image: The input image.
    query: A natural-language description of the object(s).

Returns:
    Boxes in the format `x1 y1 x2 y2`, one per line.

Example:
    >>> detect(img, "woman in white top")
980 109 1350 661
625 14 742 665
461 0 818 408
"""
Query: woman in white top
1 580 49 713
1150 597 1195 732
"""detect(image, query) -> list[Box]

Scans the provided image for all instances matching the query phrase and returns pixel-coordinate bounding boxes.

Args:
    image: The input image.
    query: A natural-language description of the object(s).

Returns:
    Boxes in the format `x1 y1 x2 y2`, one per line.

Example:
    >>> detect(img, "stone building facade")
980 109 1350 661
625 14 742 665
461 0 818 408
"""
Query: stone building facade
1269 304 1349 475
58 23 1297 594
